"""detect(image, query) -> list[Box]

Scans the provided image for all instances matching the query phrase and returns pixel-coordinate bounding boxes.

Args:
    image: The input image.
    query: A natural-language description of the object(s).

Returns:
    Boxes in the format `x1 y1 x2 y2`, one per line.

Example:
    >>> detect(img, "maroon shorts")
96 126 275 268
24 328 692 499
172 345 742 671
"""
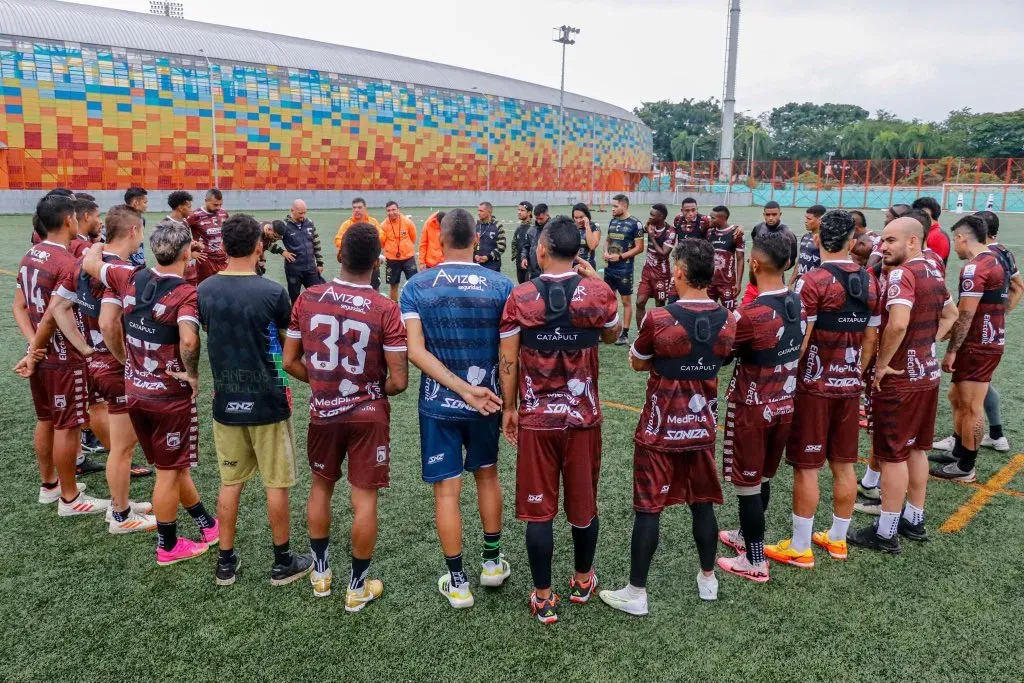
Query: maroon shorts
196 258 227 284
88 359 129 415
871 387 939 463
707 283 737 311
307 420 390 489
29 363 88 430
724 401 791 488
633 445 722 513
952 352 1002 384
637 268 671 304
128 397 199 470
516 426 601 527
786 392 860 469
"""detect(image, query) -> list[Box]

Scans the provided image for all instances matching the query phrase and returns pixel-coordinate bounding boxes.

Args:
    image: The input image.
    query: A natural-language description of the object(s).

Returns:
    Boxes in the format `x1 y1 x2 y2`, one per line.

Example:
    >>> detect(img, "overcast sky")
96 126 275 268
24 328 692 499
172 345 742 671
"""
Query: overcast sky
72 0 1024 121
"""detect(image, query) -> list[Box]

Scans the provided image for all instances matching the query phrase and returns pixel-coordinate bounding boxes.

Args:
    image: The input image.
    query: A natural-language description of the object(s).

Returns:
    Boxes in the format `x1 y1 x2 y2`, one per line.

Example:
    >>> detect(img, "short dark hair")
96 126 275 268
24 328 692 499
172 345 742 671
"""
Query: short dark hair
534 203 549 217
270 219 287 237
907 209 931 240
571 202 592 221
671 239 714 289
540 215 580 260
385 200 398 209
974 210 999 237
74 192 95 201
712 205 730 218
681 197 697 207
479 201 493 211
752 231 791 271
806 204 826 218
612 194 629 206
952 215 987 244
36 194 76 235
46 187 74 198
351 197 366 207
651 203 668 219
124 186 147 205
168 190 193 211
911 196 941 219
221 214 262 258
764 201 781 210
436 211 446 224
819 210 855 253
206 188 223 201
850 209 867 228
104 205 140 243
73 198 99 220
440 208 476 249
890 203 912 217
519 201 533 214
341 223 382 274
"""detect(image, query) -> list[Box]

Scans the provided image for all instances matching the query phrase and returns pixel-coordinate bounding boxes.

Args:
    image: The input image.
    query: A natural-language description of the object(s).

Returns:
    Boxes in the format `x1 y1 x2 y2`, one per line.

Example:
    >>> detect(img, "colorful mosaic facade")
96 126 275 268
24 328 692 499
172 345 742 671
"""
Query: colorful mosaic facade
0 37 653 191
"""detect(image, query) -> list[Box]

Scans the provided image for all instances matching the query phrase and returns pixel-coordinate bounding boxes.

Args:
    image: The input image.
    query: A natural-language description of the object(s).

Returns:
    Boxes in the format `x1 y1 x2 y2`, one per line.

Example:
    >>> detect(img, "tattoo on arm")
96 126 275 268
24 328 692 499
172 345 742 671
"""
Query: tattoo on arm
500 353 514 375
948 310 975 353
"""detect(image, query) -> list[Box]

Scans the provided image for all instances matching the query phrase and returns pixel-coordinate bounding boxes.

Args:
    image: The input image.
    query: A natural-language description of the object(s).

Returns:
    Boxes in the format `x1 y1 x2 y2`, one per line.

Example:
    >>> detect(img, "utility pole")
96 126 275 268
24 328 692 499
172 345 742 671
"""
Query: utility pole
552 25 579 190
199 49 218 186
718 0 741 181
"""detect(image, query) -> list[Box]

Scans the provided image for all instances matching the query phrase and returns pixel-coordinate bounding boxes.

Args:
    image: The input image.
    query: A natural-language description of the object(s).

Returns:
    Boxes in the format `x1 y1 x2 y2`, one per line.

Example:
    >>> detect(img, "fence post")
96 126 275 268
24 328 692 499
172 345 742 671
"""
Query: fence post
916 158 924 196
889 160 897 208
863 159 871 208
792 161 798 207
770 160 777 202
972 158 982 210
944 157 953 185
1003 158 1013 211
815 161 822 205
838 161 846 208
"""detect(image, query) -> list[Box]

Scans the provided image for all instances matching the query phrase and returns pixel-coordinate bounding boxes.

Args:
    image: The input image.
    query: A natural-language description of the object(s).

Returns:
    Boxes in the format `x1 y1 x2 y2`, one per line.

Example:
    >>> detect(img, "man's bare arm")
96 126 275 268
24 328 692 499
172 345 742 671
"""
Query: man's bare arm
947 297 979 354
99 302 126 365
383 350 409 396
12 289 37 344
282 336 308 383
406 318 500 414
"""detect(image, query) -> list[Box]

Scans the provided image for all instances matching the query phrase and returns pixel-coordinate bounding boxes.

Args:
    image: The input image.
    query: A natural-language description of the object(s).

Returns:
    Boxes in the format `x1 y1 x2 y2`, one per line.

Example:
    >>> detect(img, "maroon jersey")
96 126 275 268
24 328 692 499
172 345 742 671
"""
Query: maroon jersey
100 264 199 401
17 240 87 367
795 261 882 397
709 225 745 288
68 235 92 259
641 223 677 277
726 288 806 410
500 272 619 430
288 280 407 424
673 213 712 240
632 300 736 452
879 257 950 392
922 248 946 281
958 251 1006 355
55 252 132 359
187 208 229 269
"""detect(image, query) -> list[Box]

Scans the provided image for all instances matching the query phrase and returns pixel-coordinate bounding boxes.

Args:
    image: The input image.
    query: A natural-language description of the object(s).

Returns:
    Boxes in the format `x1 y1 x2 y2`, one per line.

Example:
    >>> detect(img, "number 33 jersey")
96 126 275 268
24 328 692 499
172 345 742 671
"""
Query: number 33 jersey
288 279 407 424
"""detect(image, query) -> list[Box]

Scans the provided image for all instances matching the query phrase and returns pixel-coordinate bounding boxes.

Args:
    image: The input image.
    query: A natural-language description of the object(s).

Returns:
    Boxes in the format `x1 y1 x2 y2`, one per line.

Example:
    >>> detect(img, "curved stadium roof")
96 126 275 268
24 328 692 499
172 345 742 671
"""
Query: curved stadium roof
1 0 645 124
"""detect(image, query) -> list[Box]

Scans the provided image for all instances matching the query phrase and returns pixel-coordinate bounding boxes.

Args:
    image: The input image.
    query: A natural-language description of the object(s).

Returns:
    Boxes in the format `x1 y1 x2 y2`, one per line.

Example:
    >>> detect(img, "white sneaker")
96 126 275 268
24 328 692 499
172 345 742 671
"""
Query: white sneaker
697 571 719 601
108 510 157 534
981 435 1010 452
598 584 649 616
38 481 85 504
57 492 110 517
105 500 154 523
480 556 511 587
932 435 955 451
438 573 474 609
854 500 881 516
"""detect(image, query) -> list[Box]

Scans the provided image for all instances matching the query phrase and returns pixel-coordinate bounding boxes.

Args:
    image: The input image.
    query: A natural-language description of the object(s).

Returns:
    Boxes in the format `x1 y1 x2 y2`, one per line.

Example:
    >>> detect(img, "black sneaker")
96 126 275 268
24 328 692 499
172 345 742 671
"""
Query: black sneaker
927 451 956 465
615 331 629 346
80 430 106 454
847 524 902 554
897 517 929 542
270 552 314 586
76 456 105 476
216 553 241 586
930 462 977 483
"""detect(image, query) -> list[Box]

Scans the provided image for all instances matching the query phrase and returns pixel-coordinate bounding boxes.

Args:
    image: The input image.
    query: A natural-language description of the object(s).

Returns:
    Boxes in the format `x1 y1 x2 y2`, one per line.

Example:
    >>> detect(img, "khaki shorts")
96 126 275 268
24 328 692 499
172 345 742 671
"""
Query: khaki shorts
213 419 297 488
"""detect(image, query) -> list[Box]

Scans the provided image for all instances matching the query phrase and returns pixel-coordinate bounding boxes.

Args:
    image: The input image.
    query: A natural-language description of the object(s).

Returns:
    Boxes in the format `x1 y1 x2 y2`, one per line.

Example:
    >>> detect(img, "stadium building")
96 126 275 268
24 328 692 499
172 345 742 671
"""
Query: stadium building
0 0 653 206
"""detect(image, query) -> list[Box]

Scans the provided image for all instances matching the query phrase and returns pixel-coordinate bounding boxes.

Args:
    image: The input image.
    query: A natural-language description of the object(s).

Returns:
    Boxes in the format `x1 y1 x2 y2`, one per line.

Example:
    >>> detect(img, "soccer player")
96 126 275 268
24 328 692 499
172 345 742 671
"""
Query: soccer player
158 191 202 286
474 201 506 273
741 201 797 307
278 199 325 303
765 210 881 567
381 200 418 301
707 205 745 311
572 202 601 269
30 187 74 244
13 194 108 515
84 222 220 565
124 186 149 266
911 196 951 265
848 217 957 553
603 194 645 346
599 239 736 615
334 198 384 289
716 232 804 584
401 209 514 609
789 204 824 286
187 188 229 284
930 215 1007 483
499 215 620 624
673 197 711 240
511 201 533 283
70 197 102 257
418 211 446 271
635 203 675 327
520 203 550 281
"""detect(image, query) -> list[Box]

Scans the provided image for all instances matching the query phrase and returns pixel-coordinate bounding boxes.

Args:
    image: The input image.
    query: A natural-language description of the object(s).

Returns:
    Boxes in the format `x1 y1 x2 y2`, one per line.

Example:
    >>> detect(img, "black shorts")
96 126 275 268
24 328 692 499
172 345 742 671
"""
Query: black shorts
385 258 417 285
604 270 634 296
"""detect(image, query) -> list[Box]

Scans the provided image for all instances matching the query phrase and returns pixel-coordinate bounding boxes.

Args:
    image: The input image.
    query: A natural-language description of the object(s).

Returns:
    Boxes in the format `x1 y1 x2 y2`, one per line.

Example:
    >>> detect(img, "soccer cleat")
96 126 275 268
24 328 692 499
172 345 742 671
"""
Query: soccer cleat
932 435 955 451
108 511 157 534
598 586 648 616
346 579 384 613
38 482 85 505
569 570 598 604
897 517 930 542
927 451 956 465
697 572 718 601
104 500 154 523
718 528 745 553
80 430 106 454
438 573 474 609
199 519 220 546
854 497 881 516
847 524 901 555
716 554 769 583
310 568 332 598
57 492 110 517
157 537 209 566
615 331 629 346
529 590 561 624
76 456 105 476
930 462 977 483
764 538 815 569
981 435 1010 452
270 553 314 586
857 483 881 502
129 464 153 479
215 553 241 586
812 531 848 560
480 556 511 587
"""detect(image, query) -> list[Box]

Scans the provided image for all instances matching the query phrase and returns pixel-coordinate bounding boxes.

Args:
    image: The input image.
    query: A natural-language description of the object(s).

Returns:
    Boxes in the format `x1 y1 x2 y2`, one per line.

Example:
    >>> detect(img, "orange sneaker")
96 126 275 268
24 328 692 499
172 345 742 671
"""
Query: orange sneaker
764 538 815 569
812 531 848 560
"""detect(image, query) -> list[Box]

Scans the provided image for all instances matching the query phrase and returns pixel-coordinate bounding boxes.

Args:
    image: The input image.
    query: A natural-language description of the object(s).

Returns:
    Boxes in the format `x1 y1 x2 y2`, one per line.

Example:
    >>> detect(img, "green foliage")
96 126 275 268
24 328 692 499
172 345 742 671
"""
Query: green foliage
633 98 721 161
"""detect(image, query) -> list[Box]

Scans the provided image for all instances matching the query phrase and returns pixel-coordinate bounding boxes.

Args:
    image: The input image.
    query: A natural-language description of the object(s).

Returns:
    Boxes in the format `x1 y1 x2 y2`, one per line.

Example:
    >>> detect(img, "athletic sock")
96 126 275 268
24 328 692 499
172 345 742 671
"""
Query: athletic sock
791 513 813 552
350 556 371 592
76 452 85 466
218 548 236 563
444 553 468 588
760 479 772 512
157 521 177 551
482 532 501 563
570 516 599 575
861 466 880 489
41 480 58 490
112 507 131 523
990 424 1004 440
690 503 718 573
877 511 899 539
828 515 851 542
525 521 554 591
273 541 293 567
956 446 978 473
629 512 660 589
185 502 215 530
310 536 330 573
902 502 925 526
737 494 765 565
953 433 962 451
623 584 647 598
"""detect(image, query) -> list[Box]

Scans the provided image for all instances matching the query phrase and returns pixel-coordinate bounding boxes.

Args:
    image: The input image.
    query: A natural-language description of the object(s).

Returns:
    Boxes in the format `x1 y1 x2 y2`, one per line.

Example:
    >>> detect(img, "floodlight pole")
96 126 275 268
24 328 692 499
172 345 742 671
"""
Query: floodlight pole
553 25 578 191
199 49 219 186
718 0 741 182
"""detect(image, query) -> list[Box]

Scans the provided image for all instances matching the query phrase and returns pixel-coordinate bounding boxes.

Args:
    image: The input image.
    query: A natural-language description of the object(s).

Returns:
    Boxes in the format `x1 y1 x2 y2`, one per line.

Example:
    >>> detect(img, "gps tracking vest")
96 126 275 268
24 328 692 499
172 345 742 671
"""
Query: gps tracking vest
75 253 121 320
743 291 803 367
813 263 871 332
123 268 186 345
653 303 729 380
521 274 600 351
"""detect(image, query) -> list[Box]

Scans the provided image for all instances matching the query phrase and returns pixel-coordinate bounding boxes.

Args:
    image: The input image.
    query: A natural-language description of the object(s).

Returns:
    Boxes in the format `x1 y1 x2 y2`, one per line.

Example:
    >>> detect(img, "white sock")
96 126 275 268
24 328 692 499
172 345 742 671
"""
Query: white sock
878 511 900 539
625 584 647 599
76 451 85 466
828 515 851 542
791 514 813 552
861 466 880 488
902 502 924 526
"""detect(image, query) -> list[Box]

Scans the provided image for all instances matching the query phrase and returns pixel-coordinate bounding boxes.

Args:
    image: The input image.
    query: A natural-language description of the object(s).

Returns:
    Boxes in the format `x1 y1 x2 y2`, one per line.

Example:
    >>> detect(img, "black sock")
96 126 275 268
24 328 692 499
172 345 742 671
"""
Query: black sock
310 536 329 573
60 493 80 504
482 531 501 563
738 494 766 565
112 506 131 523
185 502 215 530
953 433 962 451
760 479 772 512
157 521 177 551
525 521 554 591
990 424 1004 440
956 445 978 472
218 548 236 563
41 480 58 490
444 553 467 586
273 541 292 567
570 516 599 575
350 555 371 591
629 512 660 588
690 503 718 573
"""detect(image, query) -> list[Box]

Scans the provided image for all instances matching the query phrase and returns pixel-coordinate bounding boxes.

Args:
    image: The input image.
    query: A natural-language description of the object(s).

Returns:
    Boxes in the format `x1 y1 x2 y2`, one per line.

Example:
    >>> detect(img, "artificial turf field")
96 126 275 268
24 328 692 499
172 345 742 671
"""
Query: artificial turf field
1 203 1023 682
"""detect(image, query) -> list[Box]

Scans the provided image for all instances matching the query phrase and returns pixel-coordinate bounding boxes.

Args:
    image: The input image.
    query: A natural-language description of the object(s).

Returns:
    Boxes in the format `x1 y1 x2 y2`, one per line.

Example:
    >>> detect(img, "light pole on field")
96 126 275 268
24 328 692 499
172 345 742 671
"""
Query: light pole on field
199 48 219 186
552 25 579 191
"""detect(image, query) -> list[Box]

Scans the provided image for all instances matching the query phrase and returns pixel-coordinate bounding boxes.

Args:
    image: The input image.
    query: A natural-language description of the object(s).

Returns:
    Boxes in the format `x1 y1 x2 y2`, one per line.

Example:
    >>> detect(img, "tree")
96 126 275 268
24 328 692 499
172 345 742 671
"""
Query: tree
943 109 1024 157
767 102 869 158
870 130 902 160
633 98 721 160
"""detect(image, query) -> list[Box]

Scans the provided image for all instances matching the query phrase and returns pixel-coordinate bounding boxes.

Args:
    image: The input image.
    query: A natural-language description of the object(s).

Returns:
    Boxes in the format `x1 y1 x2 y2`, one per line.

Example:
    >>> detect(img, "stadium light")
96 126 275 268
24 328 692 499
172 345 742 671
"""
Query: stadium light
198 48 219 186
552 25 580 191
718 0 741 182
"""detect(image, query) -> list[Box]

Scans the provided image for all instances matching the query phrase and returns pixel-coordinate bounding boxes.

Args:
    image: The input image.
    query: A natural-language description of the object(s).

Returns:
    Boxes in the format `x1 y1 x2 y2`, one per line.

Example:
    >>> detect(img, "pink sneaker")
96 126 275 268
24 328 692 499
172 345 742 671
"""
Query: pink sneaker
157 538 209 566
199 519 220 546
717 553 770 583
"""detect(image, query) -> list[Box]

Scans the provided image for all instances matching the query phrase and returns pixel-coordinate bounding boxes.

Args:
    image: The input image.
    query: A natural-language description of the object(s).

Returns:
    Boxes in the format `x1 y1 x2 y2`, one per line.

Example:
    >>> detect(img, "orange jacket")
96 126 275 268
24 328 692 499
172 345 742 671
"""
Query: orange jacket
380 215 418 260
334 215 382 250
418 212 444 268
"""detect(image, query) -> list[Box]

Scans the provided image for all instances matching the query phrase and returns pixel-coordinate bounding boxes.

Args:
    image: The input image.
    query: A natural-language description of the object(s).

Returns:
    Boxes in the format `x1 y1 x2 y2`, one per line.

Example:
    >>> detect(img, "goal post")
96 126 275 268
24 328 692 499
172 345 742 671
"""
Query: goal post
941 183 1024 214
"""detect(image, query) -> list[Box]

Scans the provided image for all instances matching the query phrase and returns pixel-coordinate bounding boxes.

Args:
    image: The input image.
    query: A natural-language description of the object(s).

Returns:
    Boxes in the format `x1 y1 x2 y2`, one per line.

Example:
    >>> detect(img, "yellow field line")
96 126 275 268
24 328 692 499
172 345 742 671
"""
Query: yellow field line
0 268 16 276
601 400 642 414
940 454 1024 533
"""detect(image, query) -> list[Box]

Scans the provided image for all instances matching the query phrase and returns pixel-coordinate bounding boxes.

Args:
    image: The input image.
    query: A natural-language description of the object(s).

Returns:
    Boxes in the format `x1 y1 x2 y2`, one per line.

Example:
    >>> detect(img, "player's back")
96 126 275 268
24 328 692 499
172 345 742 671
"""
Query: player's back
959 251 1006 355
880 257 948 392
18 240 86 366
709 225 743 286
727 288 804 408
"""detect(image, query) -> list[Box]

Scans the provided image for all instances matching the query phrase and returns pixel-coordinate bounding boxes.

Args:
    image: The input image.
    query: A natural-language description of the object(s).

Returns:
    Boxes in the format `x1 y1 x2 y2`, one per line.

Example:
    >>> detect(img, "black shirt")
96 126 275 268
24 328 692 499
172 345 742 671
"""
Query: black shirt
198 272 292 425
796 232 821 276
752 221 798 270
